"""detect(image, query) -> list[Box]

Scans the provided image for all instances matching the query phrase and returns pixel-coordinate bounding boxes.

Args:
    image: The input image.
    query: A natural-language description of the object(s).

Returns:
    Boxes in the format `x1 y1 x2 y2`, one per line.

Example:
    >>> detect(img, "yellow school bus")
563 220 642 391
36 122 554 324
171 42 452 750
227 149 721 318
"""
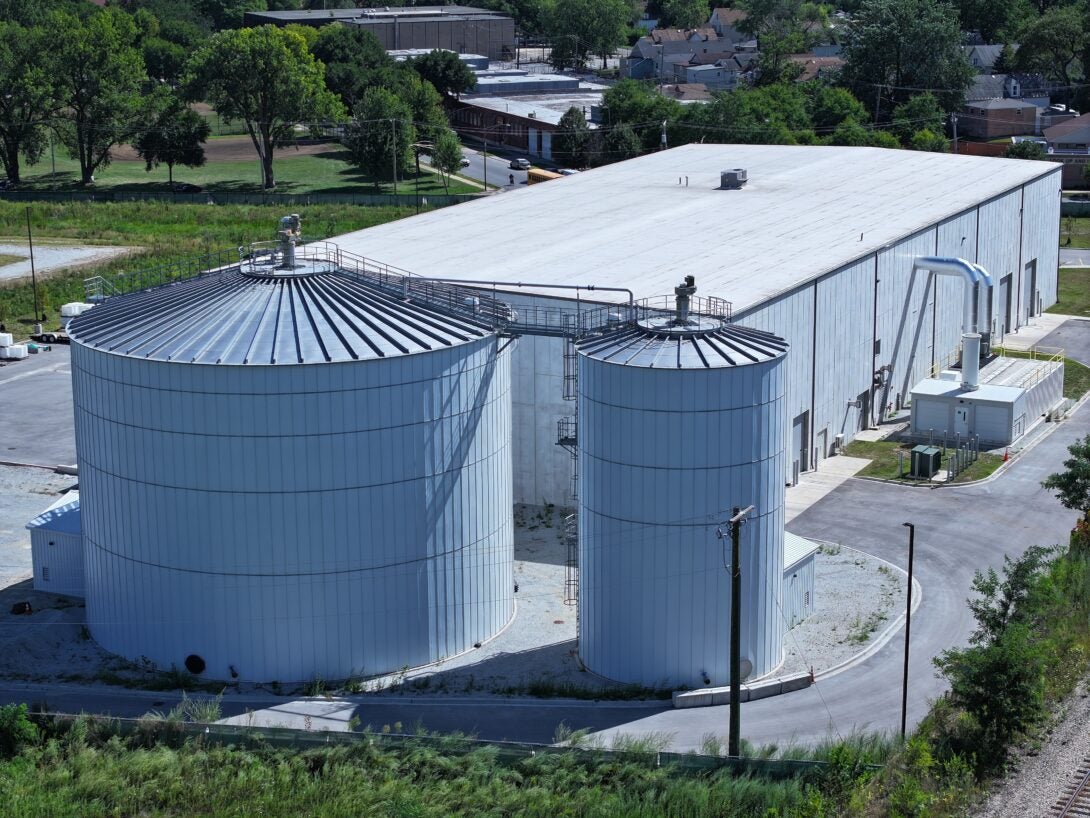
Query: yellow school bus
527 168 563 185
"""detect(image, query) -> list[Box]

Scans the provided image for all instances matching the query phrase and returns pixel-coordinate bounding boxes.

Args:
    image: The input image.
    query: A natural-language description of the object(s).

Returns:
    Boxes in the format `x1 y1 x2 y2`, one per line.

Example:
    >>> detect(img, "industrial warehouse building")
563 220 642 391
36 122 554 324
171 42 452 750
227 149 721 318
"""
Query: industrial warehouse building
245 6 516 61
332 144 1062 506
40 144 1061 689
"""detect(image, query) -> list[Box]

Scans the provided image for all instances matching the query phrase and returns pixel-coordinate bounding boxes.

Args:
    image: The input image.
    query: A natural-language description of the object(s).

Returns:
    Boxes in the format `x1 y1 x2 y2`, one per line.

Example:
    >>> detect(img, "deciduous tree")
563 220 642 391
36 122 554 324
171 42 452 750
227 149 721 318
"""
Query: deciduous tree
185 25 343 189
840 0 974 119
1042 434 1090 521
407 50 477 98
0 23 55 186
554 107 591 167
343 88 415 189
135 95 212 186
658 0 711 30
51 9 149 186
431 128 464 191
1015 6 1083 106
551 0 632 70
310 25 396 109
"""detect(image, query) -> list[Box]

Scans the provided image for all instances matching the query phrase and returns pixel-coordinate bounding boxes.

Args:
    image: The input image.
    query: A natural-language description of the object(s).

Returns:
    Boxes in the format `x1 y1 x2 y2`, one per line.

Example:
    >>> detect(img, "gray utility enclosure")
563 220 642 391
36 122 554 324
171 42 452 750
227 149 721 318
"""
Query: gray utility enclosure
910 354 1064 446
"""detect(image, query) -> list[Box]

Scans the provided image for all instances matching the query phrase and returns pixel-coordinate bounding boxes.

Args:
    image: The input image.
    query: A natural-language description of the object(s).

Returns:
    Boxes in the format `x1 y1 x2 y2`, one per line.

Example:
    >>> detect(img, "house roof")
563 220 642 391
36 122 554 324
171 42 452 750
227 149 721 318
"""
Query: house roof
330 144 1060 313
967 74 1006 101
962 44 1004 69
1045 112 1090 144
710 8 747 26
664 83 712 101
788 54 844 82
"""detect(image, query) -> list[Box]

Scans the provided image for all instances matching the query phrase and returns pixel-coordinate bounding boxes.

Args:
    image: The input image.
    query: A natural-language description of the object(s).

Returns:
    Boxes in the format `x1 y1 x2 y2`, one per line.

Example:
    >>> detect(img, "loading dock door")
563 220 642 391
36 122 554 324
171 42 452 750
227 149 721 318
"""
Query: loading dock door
791 412 809 484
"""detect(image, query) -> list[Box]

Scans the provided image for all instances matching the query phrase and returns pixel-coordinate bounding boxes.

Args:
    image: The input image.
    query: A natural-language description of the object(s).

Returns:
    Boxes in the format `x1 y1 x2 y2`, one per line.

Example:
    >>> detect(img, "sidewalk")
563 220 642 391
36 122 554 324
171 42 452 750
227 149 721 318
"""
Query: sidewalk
784 455 868 523
996 312 1078 351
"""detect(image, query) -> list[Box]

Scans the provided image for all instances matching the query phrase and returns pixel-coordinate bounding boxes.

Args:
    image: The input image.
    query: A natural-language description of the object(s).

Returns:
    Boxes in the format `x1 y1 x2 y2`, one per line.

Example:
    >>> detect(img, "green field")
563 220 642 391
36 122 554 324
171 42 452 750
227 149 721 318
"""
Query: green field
1049 267 1090 317
1061 216 1090 248
13 148 479 196
0 201 414 327
0 253 25 267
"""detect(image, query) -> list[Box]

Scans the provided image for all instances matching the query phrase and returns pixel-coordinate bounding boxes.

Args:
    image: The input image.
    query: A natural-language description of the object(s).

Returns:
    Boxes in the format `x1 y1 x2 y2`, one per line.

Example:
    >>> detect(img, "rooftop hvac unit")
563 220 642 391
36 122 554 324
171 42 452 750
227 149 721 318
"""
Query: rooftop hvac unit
720 168 747 189
910 445 941 479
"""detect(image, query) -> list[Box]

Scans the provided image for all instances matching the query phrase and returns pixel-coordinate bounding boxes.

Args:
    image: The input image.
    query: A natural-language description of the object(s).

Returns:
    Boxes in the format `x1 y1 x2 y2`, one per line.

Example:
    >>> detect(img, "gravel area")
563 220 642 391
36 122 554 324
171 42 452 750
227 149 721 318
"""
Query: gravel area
0 498 907 697
974 680 1090 818
0 464 77 589
0 242 134 282
778 543 907 678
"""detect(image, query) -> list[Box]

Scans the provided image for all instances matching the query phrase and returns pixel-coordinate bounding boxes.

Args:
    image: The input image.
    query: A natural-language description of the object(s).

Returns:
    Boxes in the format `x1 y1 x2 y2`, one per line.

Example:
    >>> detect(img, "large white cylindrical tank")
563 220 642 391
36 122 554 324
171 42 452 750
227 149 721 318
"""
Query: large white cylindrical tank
68 262 513 683
578 313 788 689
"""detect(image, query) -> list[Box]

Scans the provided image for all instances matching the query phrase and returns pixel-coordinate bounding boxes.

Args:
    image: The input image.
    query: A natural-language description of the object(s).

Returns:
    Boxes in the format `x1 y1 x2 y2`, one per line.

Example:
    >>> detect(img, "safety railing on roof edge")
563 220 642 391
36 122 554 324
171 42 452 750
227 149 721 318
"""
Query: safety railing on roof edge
83 247 245 302
86 240 733 340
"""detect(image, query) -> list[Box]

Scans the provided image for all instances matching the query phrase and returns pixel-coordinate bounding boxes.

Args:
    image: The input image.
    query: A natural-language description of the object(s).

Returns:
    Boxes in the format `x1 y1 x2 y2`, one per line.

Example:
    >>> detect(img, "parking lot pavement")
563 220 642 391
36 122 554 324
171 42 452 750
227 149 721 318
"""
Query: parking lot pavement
0 344 75 466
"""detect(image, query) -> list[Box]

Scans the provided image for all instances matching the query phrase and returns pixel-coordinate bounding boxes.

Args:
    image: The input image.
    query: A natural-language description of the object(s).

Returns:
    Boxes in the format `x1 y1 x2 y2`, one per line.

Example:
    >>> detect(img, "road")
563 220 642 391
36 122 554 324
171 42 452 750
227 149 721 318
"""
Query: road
1060 248 1090 267
450 147 528 190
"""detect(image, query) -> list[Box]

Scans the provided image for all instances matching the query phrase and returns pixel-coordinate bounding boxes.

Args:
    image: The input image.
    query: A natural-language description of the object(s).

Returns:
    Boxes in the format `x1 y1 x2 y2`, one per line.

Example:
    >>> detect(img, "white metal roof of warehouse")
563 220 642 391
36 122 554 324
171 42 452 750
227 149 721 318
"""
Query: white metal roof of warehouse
332 144 1058 312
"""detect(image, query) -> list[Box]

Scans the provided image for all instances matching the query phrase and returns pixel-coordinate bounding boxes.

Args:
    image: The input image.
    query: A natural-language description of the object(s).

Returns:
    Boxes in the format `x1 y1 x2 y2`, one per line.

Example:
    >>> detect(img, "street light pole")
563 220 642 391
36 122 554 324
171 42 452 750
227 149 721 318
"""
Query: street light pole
901 522 916 739
390 118 398 195
26 207 40 327
483 135 488 190
719 504 754 757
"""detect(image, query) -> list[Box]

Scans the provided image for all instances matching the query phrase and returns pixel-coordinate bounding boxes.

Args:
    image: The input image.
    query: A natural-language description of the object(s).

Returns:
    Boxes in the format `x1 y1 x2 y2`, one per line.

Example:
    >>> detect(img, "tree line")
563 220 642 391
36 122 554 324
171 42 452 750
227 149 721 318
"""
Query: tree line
0 4 477 190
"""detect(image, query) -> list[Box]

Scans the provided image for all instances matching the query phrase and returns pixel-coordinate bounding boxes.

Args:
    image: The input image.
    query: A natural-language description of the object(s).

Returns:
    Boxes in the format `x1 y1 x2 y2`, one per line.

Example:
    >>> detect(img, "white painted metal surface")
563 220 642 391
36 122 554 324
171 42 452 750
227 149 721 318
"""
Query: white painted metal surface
577 321 789 688
70 272 514 683
332 144 1059 311
27 492 83 598
782 532 818 630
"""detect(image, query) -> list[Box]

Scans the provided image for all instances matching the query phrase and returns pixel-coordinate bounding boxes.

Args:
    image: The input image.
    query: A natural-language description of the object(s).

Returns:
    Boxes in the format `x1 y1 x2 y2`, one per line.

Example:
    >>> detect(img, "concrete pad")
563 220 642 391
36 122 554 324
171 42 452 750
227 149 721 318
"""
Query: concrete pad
998 312 1074 351
672 671 813 709
0 242 133 283
784 456 868 523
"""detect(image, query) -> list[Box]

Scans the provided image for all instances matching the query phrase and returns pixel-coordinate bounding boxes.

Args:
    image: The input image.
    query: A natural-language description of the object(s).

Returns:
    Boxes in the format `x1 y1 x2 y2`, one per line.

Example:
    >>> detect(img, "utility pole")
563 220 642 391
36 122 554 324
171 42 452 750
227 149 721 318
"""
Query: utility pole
390 119 398 195
950 113 959 154
718 504 754 757
26 207 40 329
661 120 668 151
483 135 488 190
900 522 916 739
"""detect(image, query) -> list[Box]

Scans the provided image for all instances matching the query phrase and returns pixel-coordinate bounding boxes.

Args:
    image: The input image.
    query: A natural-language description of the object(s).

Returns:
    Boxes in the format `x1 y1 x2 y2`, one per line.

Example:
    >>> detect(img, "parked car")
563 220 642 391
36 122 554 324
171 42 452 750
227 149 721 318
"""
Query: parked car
509 157 531 170
557 169 579 175
173 182 203 193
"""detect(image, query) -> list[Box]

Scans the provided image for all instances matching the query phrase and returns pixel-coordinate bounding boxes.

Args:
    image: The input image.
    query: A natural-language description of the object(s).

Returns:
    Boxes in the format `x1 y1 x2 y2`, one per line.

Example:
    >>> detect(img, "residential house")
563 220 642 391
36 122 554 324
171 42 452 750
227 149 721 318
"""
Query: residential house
958 99 1038 139
1044 113 1090 187
962 44 1006 73
708 8 748 45
684 61 742 91
621 27 732 81
660 83 713 102
788 54 845 82
962 72 1057 136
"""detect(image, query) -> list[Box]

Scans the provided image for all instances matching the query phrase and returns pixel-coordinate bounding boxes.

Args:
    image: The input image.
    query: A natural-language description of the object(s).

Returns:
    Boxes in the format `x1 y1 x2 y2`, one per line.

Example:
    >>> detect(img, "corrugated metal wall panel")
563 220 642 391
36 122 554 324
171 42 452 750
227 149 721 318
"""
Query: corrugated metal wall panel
813 258 874 453
875 232 936 413
976 190 1024 341
578 354 787 688
1020 171 1062 314
74 337 513 683
781 553 815 630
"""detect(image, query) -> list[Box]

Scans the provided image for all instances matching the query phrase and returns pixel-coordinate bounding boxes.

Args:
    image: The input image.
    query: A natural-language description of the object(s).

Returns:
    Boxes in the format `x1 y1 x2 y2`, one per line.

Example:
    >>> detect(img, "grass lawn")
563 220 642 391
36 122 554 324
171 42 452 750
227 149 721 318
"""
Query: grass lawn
13 148 479 196
0 252 25 267
842 438 1003 483
1049 267 1090 317
0 201 414 327
1060 216 1090 248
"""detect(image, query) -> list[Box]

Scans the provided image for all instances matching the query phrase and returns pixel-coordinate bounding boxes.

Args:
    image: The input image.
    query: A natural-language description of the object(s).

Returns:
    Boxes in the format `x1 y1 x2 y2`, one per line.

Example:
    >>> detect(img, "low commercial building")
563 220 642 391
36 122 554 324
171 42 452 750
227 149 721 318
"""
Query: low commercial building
244 6 516 61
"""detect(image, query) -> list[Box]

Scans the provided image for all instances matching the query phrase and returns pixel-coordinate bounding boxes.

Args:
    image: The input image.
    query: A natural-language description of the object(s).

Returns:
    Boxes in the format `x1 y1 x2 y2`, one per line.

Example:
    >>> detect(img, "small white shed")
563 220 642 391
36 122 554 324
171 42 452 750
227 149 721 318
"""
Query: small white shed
783 532 819 630
27 492 83 598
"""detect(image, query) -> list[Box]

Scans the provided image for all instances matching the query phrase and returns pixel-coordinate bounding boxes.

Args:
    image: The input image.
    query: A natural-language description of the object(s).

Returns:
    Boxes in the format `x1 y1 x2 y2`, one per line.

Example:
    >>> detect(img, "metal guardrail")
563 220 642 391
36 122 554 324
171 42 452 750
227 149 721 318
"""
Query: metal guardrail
84 241 734 341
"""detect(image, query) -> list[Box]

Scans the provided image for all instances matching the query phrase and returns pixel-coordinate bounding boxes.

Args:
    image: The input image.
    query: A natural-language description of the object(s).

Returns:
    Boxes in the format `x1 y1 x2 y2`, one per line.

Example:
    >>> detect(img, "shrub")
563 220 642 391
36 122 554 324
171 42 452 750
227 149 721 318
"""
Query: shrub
0 703 39 758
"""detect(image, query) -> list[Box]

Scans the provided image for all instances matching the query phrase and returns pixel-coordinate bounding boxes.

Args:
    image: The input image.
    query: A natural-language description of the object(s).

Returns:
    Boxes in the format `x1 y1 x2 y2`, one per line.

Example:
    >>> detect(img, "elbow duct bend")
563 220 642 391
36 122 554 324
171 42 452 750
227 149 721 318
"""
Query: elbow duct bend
911 256 994 334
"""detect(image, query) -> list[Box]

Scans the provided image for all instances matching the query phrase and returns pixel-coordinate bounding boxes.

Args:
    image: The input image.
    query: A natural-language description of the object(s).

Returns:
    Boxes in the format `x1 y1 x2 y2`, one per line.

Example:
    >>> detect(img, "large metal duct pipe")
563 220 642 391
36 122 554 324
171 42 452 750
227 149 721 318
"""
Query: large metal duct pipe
961 333 981 390
911 256 993 334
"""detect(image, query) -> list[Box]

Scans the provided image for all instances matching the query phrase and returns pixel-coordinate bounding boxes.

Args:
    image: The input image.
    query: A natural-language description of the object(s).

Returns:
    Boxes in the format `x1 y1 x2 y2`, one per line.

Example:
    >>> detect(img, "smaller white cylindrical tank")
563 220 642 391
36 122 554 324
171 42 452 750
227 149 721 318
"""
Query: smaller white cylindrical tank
578 302 789 689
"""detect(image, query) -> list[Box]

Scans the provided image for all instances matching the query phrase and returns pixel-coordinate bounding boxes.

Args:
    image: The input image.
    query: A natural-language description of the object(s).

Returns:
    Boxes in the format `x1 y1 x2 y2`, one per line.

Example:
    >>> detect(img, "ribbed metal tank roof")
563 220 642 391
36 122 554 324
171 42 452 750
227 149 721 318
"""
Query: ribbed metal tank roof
577 314 787 369
68 267 493 365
